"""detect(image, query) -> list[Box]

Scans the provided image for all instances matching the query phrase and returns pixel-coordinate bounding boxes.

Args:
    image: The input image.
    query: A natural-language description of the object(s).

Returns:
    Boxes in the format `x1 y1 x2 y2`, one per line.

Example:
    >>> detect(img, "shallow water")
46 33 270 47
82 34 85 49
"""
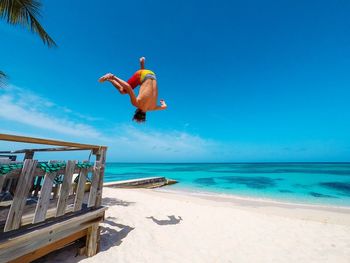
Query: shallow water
104 163 350 207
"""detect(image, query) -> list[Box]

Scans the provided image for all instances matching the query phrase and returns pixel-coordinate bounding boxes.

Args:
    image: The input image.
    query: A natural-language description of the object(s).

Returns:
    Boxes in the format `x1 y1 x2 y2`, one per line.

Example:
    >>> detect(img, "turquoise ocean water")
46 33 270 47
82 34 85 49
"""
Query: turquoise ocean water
104 163 350 207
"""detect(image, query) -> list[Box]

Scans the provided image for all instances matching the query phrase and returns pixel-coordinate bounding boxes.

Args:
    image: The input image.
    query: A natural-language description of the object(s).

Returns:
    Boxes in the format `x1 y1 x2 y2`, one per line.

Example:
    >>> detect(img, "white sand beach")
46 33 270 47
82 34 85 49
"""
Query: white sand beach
40 187 350 263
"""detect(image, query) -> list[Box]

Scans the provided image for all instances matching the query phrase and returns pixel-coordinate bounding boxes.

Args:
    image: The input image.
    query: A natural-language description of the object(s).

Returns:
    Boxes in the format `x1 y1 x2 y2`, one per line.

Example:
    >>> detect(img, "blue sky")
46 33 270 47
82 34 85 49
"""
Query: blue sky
1 0 350 162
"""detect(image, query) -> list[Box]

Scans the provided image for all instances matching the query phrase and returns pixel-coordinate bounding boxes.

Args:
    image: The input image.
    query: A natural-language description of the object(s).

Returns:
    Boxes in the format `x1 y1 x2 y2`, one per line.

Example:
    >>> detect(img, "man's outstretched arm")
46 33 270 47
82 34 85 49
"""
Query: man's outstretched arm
140 57 145 69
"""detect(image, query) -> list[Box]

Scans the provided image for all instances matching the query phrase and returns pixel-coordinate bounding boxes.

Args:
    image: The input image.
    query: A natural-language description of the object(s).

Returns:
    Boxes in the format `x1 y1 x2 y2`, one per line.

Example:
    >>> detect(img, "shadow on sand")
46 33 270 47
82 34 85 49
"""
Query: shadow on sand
34 217 134 263
146 215 183 225
102 197 135 207
99 217 135 251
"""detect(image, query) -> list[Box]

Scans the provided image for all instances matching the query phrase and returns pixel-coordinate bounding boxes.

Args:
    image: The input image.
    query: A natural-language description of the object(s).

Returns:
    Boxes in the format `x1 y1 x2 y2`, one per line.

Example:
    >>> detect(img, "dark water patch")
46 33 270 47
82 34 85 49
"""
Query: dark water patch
274 169 350 176
211 169 278 174
169 166 211 172
319 182 350 196
210 169 350 176
309 192 338 198
217 176 277 189
105 172 151 176
193 177 217 186
293 183 311 189
279 189 294 193
144 166 218 173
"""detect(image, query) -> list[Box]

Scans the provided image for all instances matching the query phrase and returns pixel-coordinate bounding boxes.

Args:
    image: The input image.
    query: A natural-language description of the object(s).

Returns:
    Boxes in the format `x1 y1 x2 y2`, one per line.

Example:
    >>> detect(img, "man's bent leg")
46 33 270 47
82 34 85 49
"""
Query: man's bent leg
108 79 128 94
111 75 134 91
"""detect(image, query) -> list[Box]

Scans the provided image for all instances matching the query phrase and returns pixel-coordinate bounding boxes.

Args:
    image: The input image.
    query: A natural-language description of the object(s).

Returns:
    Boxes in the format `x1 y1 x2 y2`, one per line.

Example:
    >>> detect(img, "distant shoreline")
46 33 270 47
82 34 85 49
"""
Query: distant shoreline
155 186 350 213
103 179 350 210
105 162 350 164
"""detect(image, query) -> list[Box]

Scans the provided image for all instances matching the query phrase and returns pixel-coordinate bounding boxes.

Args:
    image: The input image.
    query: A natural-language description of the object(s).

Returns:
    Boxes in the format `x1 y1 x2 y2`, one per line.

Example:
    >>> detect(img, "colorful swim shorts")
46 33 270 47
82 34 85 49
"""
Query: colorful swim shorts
127 69 156 89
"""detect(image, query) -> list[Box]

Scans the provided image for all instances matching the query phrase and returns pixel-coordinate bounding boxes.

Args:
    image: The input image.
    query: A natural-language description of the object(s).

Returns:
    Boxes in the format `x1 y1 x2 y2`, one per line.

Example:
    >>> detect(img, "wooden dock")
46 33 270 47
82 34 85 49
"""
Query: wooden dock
104 176 178 189
0 134 108 262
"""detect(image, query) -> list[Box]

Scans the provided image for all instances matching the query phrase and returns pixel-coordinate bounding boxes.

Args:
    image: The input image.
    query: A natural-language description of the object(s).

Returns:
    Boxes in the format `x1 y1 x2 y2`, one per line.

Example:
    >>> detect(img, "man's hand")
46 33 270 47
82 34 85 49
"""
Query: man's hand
160 99 167 108
152 99 167 111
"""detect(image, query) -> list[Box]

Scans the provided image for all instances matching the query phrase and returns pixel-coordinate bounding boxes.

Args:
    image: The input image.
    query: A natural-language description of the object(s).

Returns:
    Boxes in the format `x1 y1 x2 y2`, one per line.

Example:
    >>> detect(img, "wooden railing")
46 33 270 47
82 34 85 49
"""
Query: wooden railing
0 134 107 233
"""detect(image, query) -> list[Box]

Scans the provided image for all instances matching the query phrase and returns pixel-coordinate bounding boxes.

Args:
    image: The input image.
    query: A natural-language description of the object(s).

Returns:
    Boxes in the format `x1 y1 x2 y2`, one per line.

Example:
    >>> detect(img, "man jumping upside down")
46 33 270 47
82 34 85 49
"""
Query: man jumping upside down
99 57 167 123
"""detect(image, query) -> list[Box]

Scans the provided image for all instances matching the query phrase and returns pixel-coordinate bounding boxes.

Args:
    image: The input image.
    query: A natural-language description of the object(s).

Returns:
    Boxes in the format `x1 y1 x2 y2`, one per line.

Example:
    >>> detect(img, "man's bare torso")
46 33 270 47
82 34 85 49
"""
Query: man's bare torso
137 79 158 112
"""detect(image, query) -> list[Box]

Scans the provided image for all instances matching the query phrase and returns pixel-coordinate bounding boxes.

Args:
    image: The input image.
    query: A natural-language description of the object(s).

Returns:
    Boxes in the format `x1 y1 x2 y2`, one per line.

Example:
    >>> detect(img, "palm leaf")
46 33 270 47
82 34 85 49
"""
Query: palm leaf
0 70 7 87
0 0 57 47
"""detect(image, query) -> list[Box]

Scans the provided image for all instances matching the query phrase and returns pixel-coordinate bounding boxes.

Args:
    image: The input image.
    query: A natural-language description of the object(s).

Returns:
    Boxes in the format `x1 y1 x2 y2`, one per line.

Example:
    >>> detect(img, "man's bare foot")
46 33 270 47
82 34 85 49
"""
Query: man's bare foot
98 73 114 83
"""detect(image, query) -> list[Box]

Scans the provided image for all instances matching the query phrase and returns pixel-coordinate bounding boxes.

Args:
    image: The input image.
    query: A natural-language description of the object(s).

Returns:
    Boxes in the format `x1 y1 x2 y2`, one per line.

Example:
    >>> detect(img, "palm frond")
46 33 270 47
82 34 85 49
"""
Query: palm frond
0 0 57 47
0 70 7 87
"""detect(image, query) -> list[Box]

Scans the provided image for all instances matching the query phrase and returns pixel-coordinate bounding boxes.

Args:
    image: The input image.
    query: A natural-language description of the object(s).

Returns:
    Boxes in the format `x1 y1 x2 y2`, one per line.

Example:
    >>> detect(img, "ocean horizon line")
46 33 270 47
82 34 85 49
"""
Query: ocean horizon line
105 161 350 164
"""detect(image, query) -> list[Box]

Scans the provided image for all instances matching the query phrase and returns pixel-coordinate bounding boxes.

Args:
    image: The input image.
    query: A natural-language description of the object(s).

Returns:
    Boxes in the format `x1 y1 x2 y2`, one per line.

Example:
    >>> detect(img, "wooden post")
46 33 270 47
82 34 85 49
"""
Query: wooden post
95 147 107 207
86 147 106 257
88 147 107 208
73 168 87 212
86 223 99 257
87 163 100 208
23 150 34 197
23 151 34 161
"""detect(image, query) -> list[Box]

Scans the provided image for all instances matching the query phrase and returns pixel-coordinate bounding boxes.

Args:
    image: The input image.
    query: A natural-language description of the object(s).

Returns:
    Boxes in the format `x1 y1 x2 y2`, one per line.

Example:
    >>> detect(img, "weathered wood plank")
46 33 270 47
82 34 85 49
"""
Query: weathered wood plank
86 223 99 257
0 146 91 154
32 171 57 223
0 207 106 249
95 148 107 207
0 207 107 262
1 166 92 181
1 192 89 223
94 149 106 257
0 133 104 150
87 163 100 208
4 160 38 232
25 152 35 199
9 229 87 263
0 175 6 192
55 160 75 217
74 169 87 212
87 148 107 208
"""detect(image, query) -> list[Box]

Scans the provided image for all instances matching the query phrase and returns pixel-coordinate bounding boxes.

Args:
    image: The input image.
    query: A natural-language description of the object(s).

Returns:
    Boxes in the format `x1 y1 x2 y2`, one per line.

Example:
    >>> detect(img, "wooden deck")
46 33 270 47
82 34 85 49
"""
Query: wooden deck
0 134 108 262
